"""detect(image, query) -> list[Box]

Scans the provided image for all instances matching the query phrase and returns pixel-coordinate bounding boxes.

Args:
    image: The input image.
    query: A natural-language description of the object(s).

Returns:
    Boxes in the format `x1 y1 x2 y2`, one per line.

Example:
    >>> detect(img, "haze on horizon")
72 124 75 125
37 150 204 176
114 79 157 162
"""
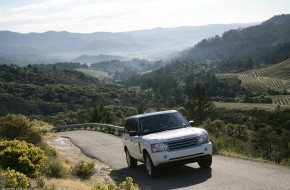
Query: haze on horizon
1 0 290 34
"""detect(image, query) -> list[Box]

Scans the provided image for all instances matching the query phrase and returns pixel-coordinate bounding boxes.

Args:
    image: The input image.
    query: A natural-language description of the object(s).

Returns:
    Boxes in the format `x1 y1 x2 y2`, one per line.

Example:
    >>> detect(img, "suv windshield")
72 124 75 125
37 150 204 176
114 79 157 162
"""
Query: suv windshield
140 112 190 135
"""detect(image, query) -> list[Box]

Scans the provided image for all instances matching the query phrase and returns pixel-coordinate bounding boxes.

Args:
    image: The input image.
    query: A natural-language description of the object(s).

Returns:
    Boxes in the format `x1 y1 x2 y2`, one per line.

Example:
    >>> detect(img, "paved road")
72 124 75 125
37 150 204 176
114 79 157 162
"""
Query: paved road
59 130 290 190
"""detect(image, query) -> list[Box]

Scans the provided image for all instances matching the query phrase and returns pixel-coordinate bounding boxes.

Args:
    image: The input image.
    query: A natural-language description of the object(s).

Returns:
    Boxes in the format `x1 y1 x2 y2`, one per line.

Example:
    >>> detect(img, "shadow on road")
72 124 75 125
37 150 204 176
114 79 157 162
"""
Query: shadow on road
113 164 212 190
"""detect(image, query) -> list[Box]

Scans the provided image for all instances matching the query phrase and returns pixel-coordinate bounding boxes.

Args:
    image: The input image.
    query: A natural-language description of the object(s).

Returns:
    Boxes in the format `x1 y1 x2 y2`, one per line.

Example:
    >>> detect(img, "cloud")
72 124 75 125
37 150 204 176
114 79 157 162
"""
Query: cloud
8 0 74 12
1 0 289 33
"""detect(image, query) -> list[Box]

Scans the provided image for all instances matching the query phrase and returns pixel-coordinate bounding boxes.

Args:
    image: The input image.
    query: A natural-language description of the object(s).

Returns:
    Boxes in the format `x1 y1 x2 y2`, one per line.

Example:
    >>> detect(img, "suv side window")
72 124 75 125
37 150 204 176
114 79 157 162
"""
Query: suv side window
124 119 139 134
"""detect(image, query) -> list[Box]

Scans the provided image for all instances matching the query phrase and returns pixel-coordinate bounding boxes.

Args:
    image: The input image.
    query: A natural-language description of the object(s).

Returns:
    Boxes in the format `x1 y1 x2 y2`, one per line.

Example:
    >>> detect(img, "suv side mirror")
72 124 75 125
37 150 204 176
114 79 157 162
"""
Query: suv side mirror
189 120 194 125
129 131 137 136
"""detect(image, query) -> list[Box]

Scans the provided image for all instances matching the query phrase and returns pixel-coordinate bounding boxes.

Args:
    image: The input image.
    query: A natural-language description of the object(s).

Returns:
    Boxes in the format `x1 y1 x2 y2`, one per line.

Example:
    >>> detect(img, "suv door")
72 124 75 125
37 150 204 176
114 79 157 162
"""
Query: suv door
124 119 142 160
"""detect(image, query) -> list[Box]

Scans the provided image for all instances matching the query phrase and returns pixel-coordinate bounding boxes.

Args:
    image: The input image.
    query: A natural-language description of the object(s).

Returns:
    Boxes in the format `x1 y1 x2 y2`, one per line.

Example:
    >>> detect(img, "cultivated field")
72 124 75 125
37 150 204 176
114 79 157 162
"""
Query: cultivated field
228 59 290 106
215 59 290 106
238 59 290 95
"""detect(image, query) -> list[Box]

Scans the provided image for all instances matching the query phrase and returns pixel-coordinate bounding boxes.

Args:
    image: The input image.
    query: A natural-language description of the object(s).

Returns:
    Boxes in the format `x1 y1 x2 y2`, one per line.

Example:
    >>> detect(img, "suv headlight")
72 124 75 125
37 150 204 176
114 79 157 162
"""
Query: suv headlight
151 143 169 153
198 134 209 144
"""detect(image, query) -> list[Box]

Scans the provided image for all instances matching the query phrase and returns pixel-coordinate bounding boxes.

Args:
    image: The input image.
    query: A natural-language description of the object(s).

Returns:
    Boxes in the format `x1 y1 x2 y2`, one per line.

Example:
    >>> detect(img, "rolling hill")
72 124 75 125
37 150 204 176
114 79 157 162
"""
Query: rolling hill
180 14 290 71
228 58 290 106
0 23 254 65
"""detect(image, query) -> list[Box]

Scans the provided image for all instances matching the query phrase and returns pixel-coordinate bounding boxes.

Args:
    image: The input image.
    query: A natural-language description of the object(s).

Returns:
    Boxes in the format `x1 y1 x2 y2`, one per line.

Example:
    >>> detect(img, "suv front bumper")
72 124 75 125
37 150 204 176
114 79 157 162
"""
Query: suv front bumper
150 142 212 166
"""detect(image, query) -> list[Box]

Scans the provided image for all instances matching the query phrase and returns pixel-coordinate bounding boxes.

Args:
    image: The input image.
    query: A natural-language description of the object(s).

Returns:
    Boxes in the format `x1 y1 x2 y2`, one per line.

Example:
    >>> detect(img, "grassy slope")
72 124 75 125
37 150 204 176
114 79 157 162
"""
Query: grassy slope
75 68 111 80
214 101 290 111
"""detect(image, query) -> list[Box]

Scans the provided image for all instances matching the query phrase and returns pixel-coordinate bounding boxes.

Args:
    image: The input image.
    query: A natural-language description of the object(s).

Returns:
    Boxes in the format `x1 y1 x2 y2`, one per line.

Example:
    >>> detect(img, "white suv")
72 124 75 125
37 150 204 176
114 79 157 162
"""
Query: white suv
122 110 212 177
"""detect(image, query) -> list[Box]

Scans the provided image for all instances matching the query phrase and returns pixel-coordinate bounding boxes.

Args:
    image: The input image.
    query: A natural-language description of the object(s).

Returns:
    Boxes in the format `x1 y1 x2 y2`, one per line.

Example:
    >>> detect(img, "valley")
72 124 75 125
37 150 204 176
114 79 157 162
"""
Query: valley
1 13 290 190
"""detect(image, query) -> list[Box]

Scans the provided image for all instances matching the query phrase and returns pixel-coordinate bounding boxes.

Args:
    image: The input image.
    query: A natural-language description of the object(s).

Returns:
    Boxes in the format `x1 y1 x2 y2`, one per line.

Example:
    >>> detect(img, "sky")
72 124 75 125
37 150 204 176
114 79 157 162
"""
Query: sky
1 0 290 33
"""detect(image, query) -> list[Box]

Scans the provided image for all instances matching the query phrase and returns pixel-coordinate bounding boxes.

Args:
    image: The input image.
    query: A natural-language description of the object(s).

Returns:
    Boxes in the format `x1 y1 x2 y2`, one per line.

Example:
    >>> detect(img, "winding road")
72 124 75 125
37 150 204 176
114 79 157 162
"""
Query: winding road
59 130 290 190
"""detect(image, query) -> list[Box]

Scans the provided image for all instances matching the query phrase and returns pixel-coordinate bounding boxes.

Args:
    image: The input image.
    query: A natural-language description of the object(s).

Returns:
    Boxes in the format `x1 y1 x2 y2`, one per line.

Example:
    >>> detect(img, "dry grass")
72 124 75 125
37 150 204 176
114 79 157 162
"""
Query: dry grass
43 133 59 140
44 178 92 190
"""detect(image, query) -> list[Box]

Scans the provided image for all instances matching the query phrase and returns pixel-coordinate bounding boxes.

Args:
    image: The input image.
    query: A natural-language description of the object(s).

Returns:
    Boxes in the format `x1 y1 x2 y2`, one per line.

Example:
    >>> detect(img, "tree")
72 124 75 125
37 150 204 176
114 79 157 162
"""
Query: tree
91 106 101 123
188 83 215 125
91 105 115 124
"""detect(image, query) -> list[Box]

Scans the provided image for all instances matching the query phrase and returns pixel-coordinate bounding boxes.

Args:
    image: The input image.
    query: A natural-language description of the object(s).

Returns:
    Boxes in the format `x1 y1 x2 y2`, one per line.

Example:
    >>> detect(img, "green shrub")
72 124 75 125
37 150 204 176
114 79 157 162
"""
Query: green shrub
92 177 139 190
0 140 47 178
30 119 54 134
43 159 68 178
222 124 249 141
209 135 223 154
119 177 139 190
36 175 46 188
37 142 64 179
281 158 290 166
203 119 250 141
37 142 58 159
252 127 290 163
203 119 225 136
0 114 42 144
42 184 57 190
0 114 30 139
27 129 42 144
72 160 95 179
0 168 30 189
92 178 118 190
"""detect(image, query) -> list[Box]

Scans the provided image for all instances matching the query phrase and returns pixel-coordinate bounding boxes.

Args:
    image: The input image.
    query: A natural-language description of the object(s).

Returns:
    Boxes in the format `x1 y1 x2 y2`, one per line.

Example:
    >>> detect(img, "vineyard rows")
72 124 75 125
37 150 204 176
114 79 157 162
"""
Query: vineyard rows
238 59 290 93
255 59 290 77
274 97 290 105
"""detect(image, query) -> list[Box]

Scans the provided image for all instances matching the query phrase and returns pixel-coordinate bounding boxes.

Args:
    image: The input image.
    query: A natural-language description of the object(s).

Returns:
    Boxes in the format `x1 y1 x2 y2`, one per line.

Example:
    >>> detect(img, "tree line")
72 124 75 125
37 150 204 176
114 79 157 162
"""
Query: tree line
181 14 290 72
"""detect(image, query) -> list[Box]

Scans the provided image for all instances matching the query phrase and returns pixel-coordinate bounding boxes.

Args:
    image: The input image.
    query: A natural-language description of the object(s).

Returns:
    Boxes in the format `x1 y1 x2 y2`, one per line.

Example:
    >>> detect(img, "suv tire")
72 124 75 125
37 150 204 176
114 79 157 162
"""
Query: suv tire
126 149 137 168
198 156 212 168
145 153 157 177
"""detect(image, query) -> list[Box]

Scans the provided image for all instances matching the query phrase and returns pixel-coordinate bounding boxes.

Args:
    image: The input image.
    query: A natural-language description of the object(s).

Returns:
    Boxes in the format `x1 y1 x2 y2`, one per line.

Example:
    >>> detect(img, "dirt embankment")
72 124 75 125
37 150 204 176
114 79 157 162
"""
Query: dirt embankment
44 136 114 189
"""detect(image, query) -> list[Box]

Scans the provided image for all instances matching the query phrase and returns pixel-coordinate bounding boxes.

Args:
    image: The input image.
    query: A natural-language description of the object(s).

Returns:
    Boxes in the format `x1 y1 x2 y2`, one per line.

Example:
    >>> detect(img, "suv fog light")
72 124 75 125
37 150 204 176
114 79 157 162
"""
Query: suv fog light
164 155 167 159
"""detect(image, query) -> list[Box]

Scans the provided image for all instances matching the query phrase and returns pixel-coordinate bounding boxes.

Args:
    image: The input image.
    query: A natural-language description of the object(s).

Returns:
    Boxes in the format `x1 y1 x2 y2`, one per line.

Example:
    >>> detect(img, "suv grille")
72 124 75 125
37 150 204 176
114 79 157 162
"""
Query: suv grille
168 137 198 150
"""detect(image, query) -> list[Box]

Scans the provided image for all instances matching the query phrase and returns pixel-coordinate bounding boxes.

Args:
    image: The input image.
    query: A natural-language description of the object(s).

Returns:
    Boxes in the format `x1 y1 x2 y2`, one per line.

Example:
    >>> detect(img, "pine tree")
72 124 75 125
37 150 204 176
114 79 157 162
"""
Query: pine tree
188 83 215 125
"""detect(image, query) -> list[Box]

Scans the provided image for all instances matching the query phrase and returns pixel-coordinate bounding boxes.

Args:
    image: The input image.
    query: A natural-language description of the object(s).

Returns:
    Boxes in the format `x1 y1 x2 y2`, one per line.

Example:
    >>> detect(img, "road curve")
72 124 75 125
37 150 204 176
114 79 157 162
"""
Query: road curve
58 130 290 190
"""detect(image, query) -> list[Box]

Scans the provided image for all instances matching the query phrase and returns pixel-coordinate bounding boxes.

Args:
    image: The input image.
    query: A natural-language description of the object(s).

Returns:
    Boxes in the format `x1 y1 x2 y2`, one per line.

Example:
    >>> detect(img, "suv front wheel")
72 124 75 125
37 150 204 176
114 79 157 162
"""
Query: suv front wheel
198 156 212 168
145 153 157 177
126 149 137 168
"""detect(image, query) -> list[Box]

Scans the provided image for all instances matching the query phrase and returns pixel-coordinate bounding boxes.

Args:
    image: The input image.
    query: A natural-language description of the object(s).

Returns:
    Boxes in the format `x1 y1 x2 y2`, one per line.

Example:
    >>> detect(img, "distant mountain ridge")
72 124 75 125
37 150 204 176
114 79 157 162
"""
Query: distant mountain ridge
180 14 290 70
0 23 254 65
261 13 290 25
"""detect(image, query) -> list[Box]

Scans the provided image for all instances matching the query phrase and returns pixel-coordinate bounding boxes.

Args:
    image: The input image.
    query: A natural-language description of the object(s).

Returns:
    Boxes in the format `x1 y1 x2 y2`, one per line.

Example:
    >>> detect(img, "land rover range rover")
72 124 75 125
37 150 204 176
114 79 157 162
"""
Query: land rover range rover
122 110 212 177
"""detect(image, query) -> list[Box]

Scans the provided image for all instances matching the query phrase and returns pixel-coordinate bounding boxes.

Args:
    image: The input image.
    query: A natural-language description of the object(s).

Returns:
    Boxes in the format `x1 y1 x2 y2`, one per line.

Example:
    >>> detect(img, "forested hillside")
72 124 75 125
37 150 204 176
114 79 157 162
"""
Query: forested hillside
181 14 290 72
125 60 247 105
0 64 143 125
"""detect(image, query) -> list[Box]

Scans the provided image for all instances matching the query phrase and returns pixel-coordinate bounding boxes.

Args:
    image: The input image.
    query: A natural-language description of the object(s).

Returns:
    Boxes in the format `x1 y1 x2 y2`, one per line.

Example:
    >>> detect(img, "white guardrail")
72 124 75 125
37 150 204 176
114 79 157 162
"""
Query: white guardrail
52 123 124 135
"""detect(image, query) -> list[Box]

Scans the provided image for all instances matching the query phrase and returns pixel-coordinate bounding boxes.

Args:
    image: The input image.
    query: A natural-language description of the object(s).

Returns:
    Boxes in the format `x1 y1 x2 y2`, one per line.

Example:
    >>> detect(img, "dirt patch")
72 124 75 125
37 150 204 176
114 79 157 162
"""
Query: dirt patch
45 136 113 180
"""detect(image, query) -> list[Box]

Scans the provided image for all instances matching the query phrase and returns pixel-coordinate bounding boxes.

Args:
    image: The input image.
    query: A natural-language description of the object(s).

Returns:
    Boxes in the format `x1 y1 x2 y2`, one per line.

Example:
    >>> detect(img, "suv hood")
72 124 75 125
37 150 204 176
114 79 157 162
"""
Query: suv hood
142 127 207 143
